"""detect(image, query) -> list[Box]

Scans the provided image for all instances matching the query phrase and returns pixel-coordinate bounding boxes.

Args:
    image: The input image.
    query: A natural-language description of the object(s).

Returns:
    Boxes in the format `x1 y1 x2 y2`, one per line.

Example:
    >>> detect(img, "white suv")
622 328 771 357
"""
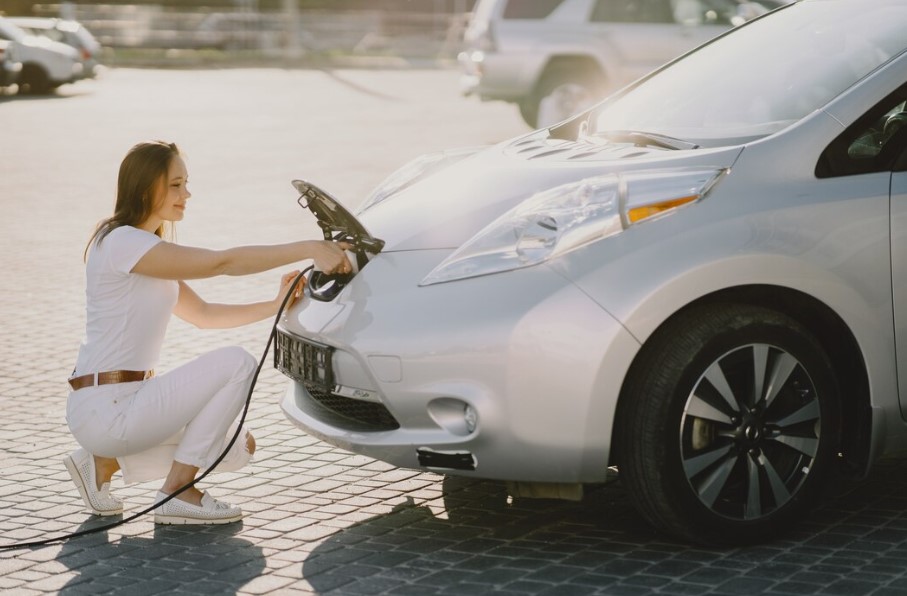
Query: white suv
459 0 785 128
9 17 102 80
0 17 83 94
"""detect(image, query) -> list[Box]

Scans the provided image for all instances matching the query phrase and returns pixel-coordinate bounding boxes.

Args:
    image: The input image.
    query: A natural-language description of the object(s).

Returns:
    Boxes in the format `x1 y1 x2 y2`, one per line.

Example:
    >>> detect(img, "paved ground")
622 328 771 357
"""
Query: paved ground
4 68 907 596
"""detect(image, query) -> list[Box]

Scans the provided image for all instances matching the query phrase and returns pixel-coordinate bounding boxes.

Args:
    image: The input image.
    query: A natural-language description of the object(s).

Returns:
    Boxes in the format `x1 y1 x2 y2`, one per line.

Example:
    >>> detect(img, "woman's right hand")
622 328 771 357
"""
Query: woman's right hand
312 240 353 275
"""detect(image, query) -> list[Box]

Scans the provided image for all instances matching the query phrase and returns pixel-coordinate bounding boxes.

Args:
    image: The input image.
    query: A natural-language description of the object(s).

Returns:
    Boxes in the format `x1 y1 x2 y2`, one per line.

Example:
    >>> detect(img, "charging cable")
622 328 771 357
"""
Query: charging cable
0 268 310 550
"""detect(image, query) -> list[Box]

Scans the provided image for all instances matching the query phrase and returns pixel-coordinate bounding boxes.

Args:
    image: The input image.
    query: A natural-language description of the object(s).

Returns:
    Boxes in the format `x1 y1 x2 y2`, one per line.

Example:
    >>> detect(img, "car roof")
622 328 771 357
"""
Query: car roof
9 17 83 33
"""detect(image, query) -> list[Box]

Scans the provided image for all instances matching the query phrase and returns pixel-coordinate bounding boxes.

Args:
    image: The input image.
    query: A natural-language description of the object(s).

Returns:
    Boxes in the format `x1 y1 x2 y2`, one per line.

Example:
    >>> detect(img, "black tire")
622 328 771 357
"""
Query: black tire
617 304 841 545
522 63 604 129
18 64 51 95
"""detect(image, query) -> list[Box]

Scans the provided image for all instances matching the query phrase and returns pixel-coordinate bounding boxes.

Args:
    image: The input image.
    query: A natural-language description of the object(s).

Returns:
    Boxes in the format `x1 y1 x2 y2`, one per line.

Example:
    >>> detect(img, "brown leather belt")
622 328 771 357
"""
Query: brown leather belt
68 370 154 391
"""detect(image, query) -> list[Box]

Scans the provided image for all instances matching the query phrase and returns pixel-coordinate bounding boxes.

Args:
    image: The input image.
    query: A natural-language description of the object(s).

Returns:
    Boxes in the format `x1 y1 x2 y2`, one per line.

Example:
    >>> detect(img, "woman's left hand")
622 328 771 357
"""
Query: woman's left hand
276 270 305 311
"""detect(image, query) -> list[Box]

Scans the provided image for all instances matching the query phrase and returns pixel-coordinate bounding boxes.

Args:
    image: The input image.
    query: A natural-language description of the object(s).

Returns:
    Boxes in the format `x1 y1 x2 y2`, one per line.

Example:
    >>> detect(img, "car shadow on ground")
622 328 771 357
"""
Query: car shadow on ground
53 516 264 594
301 476 692 594
301 460 907 595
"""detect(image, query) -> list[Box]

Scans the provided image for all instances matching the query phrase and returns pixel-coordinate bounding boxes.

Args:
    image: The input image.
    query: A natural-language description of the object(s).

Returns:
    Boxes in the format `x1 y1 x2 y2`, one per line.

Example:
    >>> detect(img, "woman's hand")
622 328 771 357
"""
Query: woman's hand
276 270 306 311
312 240 353 275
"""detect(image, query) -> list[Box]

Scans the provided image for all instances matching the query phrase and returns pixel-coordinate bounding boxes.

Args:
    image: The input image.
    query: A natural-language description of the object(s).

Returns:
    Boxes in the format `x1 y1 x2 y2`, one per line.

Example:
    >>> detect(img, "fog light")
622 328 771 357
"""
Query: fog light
464 404 478 433
427 398 479 436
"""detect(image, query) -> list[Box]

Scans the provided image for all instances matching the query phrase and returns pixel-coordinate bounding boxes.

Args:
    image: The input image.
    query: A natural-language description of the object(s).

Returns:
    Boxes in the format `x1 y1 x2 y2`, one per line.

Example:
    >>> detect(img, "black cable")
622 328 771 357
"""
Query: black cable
0 268 311 551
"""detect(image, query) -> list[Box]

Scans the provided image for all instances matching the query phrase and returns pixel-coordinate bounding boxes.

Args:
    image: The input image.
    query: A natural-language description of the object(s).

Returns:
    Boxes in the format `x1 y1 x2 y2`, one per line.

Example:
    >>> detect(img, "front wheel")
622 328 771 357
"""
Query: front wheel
18 64 51 95
617 304 841 545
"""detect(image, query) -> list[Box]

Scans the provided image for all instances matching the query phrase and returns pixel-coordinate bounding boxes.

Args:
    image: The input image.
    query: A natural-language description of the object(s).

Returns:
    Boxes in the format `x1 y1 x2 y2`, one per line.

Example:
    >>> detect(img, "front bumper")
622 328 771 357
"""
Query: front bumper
278 250 640 484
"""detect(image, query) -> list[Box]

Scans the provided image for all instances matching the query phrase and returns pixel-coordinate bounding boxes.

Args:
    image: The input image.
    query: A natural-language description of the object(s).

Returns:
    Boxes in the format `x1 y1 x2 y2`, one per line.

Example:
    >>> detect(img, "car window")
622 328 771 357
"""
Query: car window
591 0 673 23
816 85 907 178
671 0 738 25
589 1 907 145
502 0 566 19
29 27 65 44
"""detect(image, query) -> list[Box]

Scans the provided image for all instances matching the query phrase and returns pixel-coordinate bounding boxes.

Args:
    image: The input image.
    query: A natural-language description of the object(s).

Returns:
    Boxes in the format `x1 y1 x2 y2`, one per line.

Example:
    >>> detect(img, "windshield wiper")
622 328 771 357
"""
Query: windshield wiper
593 130 700 151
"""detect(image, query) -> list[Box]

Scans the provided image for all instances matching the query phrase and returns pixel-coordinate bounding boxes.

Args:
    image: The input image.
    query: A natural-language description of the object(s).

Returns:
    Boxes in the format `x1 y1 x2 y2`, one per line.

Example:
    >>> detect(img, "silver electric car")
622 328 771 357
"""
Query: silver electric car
277 0 907 544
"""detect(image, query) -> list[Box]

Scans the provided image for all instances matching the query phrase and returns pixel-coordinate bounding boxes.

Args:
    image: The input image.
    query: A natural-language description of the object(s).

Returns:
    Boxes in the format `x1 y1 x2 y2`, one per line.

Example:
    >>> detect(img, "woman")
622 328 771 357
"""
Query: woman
65 140 351 525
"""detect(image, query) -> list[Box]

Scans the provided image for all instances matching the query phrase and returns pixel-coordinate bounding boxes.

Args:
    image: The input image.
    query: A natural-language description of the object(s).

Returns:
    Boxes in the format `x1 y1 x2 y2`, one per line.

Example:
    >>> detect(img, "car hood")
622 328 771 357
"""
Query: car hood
354 133 745 252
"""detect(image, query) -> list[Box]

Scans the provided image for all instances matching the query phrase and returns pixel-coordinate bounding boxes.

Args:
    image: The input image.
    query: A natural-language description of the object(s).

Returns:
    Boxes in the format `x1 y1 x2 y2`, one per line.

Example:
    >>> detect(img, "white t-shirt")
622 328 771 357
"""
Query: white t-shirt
74 226 178 376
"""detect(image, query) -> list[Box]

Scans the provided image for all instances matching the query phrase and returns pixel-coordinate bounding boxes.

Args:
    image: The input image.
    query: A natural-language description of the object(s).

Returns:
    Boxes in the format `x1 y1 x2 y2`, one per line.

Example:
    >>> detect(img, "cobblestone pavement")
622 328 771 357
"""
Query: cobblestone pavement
3 69 907 596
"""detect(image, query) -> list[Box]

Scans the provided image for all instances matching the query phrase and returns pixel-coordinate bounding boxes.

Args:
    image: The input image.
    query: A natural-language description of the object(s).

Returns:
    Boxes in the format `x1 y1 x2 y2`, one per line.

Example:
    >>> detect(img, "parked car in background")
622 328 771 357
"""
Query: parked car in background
0 17 83 94
459 0 790 128
277 0 907 545
0 39 23 89
9 17 102 79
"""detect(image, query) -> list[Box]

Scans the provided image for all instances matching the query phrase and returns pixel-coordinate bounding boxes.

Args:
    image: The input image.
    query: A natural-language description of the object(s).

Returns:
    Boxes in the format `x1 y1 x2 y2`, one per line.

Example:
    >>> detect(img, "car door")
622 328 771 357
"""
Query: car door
815 82 907 417
862 90 907 416
889 132 907 416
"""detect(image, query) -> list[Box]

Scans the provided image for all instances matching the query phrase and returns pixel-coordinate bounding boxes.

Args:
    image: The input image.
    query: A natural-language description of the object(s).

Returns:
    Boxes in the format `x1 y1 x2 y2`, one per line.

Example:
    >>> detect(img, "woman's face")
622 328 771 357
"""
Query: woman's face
150 155 191 223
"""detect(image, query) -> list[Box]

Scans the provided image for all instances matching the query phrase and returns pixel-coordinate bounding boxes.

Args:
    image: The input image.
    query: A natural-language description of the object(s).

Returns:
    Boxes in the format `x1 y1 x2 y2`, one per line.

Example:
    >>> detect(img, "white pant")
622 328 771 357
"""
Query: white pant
66 346 257 484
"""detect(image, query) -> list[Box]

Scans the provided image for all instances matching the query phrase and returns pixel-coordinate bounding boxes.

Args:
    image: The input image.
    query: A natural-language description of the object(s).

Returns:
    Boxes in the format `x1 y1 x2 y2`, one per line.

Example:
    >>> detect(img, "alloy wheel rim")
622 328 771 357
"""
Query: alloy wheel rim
680 343 821 521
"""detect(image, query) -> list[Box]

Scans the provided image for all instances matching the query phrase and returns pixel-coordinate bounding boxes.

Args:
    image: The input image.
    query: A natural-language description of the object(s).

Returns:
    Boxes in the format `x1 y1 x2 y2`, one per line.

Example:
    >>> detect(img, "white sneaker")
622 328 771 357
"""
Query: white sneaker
153 491 242 525
63 448 123 516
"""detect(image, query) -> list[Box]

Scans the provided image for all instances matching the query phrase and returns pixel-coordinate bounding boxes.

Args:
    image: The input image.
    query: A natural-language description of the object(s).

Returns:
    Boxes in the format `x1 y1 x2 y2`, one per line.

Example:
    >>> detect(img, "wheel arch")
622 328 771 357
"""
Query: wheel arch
611 284 872 479
18 61 51 94
534 54 607 93
520 54 608 128
20 61 48 77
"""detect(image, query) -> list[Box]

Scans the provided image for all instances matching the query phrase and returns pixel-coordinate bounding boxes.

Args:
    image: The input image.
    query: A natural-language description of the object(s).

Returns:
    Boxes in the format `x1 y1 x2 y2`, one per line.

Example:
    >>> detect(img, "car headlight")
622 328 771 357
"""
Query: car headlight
357 146 483 214
420 168 725 286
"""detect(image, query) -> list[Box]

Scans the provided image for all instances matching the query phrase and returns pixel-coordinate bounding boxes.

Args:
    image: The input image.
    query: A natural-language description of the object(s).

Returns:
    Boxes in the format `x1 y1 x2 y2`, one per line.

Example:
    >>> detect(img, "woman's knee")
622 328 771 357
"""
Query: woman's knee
215 346 257 379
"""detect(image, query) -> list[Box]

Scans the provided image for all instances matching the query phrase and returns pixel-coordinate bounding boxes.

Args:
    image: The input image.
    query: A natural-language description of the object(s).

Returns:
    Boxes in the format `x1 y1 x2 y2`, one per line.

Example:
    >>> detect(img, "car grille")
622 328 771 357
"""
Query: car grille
303 380 399 432
275 329 400 432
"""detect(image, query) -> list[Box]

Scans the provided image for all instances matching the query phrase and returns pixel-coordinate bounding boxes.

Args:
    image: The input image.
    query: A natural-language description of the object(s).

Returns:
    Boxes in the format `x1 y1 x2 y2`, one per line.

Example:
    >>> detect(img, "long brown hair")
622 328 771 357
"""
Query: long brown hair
84 140 180 260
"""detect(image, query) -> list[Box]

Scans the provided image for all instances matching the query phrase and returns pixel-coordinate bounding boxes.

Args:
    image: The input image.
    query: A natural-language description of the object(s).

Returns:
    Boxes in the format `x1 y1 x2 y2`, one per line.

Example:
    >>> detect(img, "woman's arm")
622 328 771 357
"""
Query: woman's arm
173 272 304 329
131 240 350 280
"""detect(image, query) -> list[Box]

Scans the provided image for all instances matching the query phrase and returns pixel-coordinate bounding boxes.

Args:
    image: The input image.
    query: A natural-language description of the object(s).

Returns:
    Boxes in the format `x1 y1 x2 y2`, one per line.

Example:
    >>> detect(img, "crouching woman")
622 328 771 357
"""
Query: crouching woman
65 140 351 524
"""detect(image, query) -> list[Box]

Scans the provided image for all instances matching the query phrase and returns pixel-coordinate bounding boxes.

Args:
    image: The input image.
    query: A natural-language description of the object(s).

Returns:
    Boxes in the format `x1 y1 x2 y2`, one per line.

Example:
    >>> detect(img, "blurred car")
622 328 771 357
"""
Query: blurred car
459 0 789 128
9 17 102 79
276 0 907 545
0 17 83 94
0 39 22 88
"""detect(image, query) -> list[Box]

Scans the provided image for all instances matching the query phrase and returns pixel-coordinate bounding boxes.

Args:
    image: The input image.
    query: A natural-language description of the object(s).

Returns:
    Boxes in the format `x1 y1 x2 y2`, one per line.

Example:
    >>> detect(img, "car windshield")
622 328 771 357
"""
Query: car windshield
590 0 907 144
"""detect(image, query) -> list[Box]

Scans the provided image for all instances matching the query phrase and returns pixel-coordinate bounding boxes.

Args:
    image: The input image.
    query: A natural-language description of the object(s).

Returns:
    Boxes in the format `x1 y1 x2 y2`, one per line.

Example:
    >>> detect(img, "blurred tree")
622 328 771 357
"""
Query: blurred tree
1 0 39 15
